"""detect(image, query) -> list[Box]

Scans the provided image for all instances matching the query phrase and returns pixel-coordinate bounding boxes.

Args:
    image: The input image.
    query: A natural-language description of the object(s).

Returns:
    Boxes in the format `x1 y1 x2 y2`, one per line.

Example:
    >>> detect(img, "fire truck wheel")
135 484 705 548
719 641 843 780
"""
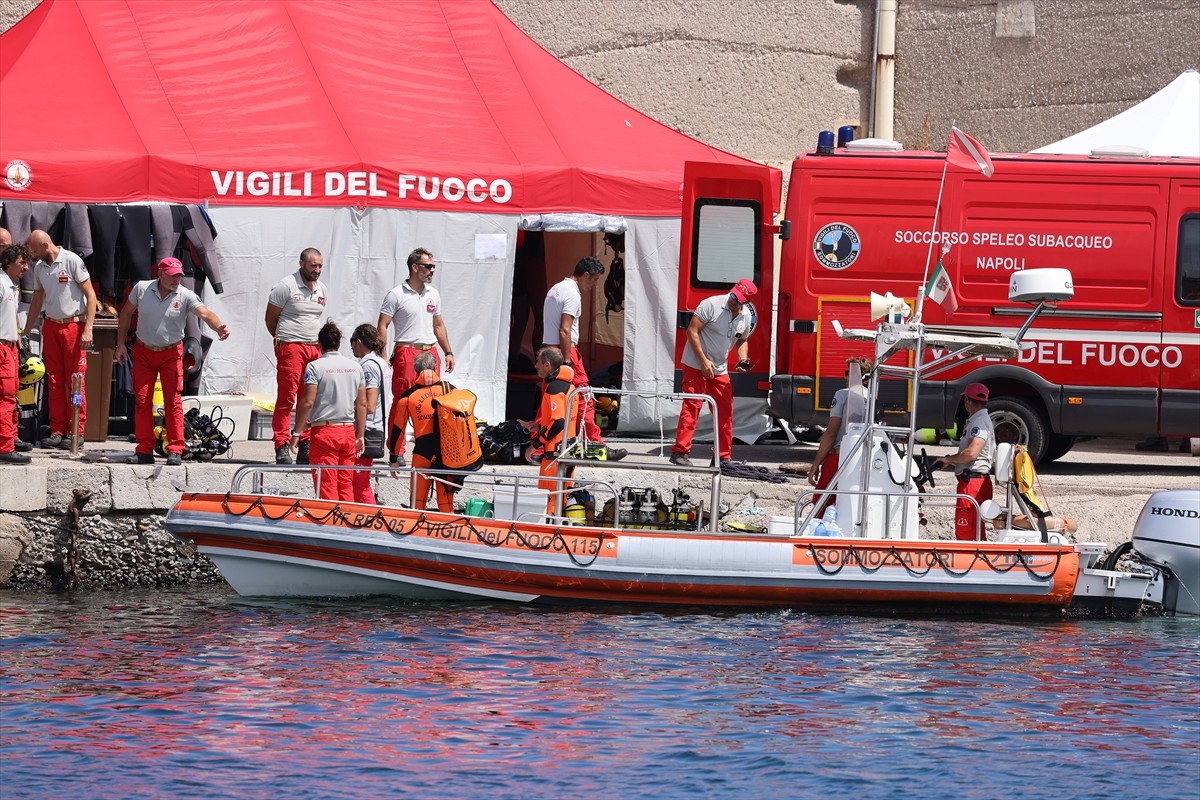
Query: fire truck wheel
1042 433 1077 463
988 396 1048 464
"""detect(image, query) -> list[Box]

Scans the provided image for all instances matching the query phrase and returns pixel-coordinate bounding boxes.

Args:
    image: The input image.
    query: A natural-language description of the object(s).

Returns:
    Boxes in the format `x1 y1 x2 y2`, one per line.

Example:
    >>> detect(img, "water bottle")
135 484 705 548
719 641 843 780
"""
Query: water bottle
823 506 842 536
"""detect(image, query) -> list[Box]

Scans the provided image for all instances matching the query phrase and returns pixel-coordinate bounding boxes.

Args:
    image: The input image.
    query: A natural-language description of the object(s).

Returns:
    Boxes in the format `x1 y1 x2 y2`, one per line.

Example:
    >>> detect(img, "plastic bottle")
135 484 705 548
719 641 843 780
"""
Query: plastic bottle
823 506 842 536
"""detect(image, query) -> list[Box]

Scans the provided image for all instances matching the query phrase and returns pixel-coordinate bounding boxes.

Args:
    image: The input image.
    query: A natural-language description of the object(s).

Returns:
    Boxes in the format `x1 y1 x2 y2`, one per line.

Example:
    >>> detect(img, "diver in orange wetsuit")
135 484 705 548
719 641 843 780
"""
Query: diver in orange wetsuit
390 351 453 512
531 346 578 511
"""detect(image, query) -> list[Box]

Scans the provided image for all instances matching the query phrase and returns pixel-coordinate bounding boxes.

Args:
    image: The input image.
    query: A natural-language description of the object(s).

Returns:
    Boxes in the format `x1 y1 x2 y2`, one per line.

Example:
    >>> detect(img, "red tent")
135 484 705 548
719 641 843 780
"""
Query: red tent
0 0 775 213
1 0 782 434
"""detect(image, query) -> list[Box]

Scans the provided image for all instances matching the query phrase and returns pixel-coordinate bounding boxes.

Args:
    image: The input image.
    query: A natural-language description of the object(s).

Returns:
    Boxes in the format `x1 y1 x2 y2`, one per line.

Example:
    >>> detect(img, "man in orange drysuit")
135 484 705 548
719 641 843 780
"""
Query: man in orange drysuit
391 351 453 512
531 346 578 511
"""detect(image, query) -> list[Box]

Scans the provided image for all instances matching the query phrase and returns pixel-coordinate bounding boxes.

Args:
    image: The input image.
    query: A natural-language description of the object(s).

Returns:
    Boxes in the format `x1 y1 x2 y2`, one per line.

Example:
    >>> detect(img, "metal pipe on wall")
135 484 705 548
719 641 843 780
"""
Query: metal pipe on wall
874 0 897 141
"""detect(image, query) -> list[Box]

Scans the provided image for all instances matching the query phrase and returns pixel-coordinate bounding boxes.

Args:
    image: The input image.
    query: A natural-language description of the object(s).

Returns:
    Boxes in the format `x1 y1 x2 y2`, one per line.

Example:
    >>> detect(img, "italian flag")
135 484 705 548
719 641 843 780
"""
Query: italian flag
925 259 958 316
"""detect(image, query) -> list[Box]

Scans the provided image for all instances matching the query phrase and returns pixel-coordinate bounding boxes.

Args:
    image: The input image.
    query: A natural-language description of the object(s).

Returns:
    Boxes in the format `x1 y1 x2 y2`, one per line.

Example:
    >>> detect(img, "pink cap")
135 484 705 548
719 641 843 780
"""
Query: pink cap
731 279 758 304
964 382 989 402
157 257 184 276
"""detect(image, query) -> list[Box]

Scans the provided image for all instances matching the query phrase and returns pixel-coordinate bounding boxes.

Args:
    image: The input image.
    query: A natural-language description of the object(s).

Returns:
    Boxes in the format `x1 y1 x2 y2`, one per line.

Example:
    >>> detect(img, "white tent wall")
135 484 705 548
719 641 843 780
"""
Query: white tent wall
1032 69 1200 158
621 217 770 444
198 207 518 424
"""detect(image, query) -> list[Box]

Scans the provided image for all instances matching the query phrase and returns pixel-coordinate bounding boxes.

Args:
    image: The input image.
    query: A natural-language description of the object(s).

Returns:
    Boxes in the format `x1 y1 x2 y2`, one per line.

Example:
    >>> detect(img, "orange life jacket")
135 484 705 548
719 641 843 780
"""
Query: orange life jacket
391 369 448 460
536 365 577 456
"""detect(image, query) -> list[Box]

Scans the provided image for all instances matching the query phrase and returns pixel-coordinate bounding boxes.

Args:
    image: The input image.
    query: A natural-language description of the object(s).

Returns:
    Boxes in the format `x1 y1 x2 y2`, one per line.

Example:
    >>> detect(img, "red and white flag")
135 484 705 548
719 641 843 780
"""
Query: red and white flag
947 126 994 177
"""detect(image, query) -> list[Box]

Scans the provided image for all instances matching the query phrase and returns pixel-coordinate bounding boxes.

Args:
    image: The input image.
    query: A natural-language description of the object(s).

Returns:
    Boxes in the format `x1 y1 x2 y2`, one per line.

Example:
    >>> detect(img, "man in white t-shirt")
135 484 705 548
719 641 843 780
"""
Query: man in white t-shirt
935 382 996 541
377 248 453 465
807 357 873 514
542 256 626 461
0 243 32 464
22 230 99 449
670 279 757 467
265 247 328 464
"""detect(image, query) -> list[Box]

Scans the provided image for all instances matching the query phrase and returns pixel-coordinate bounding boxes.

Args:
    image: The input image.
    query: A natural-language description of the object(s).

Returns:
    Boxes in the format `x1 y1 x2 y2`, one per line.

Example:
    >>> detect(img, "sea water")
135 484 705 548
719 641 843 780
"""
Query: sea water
2 587 1197 800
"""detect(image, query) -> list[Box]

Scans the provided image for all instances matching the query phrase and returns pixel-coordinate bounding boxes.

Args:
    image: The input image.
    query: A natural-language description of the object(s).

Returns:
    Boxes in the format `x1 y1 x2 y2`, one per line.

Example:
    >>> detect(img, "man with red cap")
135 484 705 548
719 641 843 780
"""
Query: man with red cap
935 382 996 541
21 230 99 449
116 258 231 466
670 279 758 467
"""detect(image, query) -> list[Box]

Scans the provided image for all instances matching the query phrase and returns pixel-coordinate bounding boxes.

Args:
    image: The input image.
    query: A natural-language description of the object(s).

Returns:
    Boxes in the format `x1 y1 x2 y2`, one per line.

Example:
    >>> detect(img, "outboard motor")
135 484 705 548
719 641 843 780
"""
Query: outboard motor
1127 490 1200 616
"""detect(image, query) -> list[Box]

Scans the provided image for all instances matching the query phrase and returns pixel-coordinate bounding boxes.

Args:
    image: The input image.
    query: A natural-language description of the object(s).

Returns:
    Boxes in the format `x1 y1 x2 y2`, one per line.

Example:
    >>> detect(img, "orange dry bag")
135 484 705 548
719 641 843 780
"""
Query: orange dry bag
432 385 484 471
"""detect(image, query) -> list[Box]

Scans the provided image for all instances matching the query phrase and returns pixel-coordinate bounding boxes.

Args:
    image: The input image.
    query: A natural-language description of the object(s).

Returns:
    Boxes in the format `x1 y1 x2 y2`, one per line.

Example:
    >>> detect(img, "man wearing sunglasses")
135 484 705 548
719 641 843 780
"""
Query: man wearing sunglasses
377 247 454 466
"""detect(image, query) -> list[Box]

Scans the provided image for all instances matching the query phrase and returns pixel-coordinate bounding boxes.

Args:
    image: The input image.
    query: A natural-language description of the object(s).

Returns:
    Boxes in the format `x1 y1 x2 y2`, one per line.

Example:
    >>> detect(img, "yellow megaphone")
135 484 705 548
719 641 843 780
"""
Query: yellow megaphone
870 292 911 322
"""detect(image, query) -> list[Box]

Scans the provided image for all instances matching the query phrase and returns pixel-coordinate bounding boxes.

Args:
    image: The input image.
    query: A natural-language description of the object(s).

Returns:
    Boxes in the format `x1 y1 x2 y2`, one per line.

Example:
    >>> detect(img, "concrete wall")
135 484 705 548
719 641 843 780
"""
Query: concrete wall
493 0 871 172
3 0 1197 162
891 0 1200 152
496 0 1198 158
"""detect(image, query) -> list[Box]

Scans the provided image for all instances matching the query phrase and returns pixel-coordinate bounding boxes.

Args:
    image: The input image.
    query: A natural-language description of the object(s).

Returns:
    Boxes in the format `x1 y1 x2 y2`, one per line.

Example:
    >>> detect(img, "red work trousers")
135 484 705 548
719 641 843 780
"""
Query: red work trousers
567 345 605 444
813 451 840 516
43 319 87 438
389 345 441 458
133 341 183 456
352 455 377 505
955 475 994 541
673 365 734 461
0 342 17 453
309 424 356 502
410 453 453 512
273 341 321 449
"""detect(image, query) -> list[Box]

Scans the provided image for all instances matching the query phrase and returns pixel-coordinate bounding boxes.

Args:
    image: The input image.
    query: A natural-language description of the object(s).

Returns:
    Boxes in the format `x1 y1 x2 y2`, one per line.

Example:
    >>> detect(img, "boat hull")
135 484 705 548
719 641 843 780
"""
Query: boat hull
167 493 1081 615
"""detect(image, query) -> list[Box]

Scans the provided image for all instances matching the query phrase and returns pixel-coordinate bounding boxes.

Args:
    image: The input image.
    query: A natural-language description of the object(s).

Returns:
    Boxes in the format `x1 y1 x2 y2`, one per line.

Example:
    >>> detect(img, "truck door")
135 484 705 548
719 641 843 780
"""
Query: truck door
1160 178 1200 435
676 161 781 398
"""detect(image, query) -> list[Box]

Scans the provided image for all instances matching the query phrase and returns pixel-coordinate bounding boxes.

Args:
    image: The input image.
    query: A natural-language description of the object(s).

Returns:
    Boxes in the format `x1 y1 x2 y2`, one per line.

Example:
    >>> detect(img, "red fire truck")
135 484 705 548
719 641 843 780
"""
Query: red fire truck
677 147 1200 462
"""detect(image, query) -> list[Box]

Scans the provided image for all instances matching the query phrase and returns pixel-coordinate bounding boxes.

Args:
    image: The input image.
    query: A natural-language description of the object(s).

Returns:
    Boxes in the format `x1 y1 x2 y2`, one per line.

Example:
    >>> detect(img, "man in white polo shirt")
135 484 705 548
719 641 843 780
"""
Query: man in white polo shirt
376 247 453 466
291 321 366 502
670 279 758 467
116 257 230 466
265 247 328 465
22 230 99 449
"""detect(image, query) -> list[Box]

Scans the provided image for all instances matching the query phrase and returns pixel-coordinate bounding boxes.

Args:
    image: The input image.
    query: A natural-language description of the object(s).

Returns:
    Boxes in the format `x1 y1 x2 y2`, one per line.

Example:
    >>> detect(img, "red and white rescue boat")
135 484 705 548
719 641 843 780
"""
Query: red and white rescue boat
166 269 1178 618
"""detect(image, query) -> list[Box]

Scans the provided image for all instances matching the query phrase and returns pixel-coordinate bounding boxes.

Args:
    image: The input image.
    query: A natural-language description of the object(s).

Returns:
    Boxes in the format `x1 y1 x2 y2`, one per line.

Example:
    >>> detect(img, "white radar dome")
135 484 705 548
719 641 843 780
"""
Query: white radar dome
1008 268 1074 303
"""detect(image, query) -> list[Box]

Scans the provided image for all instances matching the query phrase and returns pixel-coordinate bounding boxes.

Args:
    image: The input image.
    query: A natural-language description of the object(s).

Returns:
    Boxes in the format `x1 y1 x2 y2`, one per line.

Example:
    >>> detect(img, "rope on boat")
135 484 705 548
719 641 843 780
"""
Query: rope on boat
217 494 605 567
806 542 1064 581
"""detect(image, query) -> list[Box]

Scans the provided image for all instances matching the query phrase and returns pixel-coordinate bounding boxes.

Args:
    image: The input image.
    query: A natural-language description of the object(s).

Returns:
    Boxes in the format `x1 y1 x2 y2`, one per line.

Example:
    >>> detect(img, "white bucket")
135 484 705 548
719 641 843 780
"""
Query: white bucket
768 515 797 536
492 485 549 524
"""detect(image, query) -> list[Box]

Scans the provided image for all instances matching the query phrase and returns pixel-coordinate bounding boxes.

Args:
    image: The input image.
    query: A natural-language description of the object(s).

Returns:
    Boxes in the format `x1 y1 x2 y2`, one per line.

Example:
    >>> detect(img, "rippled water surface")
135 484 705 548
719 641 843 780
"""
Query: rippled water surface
2 587 1197 800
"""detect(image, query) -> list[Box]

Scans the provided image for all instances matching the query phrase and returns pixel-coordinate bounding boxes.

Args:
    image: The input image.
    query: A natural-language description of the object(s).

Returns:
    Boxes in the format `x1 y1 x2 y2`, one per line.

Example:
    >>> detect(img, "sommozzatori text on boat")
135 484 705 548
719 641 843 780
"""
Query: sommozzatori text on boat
165 269 1198 619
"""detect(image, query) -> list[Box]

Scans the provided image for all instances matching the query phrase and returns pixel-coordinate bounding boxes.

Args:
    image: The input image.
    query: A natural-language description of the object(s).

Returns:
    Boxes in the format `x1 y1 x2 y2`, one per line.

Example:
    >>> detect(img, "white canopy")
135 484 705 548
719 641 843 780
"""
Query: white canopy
1032 69 1200 158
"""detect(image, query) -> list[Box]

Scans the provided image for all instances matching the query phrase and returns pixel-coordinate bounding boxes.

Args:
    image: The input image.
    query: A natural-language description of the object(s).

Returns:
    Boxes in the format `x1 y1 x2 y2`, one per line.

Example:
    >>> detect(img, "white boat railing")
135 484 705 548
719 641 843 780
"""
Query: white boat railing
225 461 722 534
557 385 725 532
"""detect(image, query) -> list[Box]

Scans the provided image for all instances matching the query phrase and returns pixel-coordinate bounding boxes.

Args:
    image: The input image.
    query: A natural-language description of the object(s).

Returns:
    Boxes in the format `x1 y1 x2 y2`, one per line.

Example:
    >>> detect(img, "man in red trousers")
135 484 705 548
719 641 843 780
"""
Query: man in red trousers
265 247 327 464
22 230 98 449
116 258 230 466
